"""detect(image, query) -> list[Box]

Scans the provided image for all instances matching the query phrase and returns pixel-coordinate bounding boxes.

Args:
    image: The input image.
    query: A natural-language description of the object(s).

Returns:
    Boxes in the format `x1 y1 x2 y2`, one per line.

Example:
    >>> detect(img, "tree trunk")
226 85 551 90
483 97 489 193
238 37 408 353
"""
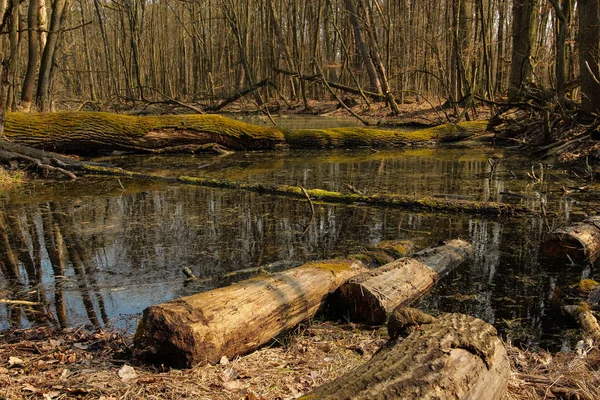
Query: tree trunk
21 0 41 112
343 0 382 94
539 216 600 264
578 0 600 115
35 0 67 111
333 240 473 324
509 0 537 100
549 0 570 106
134 259 367 367
302 313 509 400
3 112 489 154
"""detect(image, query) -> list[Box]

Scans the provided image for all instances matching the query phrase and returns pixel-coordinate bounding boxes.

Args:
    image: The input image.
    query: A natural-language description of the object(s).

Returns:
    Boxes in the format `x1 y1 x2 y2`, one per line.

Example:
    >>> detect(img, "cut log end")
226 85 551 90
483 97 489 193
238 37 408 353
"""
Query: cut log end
540 217 600 264
134 302 204 368
334 240 473 325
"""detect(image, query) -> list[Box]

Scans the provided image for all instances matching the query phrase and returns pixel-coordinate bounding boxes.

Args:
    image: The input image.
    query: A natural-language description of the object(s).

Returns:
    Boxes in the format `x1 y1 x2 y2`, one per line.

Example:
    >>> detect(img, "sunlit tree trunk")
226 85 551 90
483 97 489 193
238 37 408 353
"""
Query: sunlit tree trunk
35 0 67 111
21 0 40 112
344 0 382 94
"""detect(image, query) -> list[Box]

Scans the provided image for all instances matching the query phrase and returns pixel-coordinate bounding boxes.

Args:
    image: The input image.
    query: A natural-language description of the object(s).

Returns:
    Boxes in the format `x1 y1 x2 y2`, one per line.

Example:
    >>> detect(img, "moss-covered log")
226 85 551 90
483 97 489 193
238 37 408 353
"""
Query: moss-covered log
301 313 509 400
540 216 600 264
3 112 488 154
334 240 473 325
177 176 531 216
133 241 415 368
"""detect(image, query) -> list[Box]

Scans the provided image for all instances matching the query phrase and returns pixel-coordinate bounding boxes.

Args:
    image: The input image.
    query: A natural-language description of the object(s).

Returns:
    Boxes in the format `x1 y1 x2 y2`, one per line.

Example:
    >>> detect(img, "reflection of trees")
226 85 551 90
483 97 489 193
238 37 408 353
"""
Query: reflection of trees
0 201 110 329
0 150 577 340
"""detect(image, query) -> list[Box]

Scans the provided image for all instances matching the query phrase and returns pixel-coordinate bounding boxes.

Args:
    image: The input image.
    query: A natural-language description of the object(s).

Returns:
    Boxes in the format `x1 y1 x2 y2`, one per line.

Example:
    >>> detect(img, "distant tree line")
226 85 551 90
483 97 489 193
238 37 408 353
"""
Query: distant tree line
0 0 598 118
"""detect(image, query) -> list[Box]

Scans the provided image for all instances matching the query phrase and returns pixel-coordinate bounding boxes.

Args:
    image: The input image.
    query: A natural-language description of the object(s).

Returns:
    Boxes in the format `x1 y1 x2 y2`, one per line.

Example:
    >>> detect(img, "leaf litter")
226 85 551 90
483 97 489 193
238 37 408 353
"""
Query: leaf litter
0 321 599 399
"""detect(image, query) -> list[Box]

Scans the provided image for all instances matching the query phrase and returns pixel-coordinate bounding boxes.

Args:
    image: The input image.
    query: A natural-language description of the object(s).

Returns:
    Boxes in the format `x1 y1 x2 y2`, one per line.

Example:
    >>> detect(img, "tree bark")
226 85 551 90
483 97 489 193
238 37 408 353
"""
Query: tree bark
35 0 67 111
539 216 600 264
343 0 382 94
509 0 537 100
578 0 600 115
20 0 41 112
564 305 600 343
333 240 473 324
302 313 510 400
134 259 368 367
3 111 489 154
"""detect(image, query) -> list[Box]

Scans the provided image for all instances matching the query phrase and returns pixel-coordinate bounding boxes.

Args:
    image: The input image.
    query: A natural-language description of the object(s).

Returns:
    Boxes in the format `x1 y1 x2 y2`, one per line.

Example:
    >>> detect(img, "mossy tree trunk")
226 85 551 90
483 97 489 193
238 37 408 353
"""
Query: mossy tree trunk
302 313 510 400
3 111 488 155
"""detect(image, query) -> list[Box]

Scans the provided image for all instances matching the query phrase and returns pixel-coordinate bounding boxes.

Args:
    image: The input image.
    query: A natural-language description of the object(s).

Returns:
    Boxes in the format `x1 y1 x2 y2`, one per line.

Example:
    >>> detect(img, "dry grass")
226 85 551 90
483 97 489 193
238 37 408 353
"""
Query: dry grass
1 321 599 400
505 343 600 400
0 167 24 189
0 321 385 400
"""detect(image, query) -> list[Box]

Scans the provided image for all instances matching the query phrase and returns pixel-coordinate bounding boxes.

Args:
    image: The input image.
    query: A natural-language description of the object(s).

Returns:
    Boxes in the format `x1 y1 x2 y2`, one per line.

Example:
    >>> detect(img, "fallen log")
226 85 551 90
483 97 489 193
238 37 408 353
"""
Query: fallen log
539 216 600 264
301 312 510 400
3 111 488 155
564 304 600 343
333 239 473 325
133 241 414 368
177 176 532 217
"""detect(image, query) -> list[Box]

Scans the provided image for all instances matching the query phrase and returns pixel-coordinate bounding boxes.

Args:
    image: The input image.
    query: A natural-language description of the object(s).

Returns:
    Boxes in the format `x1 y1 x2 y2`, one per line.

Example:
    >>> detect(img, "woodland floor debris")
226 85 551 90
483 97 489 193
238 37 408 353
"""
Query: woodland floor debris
1 321 599 400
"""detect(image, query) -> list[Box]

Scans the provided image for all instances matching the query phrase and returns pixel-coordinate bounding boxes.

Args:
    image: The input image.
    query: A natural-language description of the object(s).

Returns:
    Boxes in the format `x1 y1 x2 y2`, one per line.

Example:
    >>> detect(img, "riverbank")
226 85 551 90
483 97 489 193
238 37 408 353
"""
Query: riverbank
1 321 598 400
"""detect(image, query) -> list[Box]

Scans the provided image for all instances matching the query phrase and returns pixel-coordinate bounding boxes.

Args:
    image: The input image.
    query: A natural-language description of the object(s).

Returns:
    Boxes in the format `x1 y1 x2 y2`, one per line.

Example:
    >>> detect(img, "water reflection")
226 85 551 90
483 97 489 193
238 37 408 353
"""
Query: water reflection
0 147 595 350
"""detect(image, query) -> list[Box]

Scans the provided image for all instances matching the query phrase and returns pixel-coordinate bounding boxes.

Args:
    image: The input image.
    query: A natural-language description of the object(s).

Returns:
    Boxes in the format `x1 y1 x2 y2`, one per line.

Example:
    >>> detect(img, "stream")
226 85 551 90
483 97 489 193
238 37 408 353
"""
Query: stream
1 118 598 351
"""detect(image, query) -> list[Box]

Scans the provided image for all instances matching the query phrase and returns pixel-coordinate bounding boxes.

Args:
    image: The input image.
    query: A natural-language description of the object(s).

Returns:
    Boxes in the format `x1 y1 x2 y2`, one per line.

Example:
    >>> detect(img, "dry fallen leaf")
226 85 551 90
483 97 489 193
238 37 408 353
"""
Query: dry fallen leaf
8 356 24 367
118 365 137 382
222 380 244 391
22 383 40 393
221 367 238 382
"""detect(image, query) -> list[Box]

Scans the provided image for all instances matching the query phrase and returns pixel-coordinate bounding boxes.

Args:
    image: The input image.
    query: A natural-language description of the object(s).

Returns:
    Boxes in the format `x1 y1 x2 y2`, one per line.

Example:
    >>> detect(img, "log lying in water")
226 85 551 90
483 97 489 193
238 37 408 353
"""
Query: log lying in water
301 312 510 400
539 216 600 264
334 239 473 325
3 111 488 155
133 241 413 368
564 304 600 343
177 176 532 217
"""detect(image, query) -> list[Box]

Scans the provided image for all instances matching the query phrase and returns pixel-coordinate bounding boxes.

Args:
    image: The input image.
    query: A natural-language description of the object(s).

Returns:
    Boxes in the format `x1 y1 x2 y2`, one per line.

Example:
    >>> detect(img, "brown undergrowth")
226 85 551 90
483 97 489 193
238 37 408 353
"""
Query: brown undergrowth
1 321 598 400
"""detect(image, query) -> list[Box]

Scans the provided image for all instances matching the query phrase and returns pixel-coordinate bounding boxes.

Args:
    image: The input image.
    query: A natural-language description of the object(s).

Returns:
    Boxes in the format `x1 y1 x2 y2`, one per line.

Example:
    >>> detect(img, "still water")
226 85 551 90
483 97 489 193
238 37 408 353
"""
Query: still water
0 144 597 350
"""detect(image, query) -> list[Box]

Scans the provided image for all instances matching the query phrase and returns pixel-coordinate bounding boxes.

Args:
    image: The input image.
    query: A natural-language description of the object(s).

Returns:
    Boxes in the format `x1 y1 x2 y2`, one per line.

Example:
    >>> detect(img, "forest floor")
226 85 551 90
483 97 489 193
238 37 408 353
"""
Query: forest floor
1 320 599 400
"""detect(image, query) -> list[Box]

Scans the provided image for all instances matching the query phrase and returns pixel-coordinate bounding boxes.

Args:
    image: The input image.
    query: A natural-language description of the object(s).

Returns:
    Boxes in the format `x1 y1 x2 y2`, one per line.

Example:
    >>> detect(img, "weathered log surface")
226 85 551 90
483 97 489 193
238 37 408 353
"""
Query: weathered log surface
132 240 414 368
540 216 600 264
564 304 600 343
334 239 474 324
134 259 367 367
301 313 510 400
3 112 488 154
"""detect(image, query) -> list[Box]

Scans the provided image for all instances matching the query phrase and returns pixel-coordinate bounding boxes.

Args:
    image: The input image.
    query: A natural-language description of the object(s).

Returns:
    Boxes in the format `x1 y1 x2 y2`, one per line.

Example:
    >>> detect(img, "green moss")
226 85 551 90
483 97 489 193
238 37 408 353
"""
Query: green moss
373 240 414 258
306 260 356 274
348 253 374 265
284 120 488 148
4 112 285 151
576 301 591 313
574 279 600 294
